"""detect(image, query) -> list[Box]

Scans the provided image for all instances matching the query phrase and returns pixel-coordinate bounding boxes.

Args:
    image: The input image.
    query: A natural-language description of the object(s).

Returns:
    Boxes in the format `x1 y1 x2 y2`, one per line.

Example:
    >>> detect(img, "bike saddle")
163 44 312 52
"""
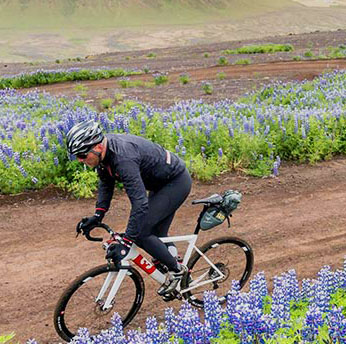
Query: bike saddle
192 194 223 205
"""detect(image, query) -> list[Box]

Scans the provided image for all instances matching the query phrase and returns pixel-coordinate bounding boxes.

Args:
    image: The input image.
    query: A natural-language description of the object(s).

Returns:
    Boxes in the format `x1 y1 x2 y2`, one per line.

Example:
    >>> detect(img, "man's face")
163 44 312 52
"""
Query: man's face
77 145 101 168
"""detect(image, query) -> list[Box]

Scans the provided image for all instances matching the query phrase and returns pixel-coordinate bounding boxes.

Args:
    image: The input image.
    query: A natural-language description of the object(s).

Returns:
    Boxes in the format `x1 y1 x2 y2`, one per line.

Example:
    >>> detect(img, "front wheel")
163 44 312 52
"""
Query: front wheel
181 236 253 308
54 264 144 342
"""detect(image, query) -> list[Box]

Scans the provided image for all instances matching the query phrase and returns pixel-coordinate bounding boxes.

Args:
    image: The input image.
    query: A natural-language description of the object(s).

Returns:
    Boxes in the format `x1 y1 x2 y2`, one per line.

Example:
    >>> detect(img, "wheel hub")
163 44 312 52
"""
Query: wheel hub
94 299 113 315
209 263 230 284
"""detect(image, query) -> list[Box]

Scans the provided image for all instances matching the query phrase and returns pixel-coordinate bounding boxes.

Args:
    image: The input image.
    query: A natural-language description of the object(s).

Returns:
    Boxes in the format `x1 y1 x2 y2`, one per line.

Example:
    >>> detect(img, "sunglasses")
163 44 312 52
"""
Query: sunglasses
76 152 89 159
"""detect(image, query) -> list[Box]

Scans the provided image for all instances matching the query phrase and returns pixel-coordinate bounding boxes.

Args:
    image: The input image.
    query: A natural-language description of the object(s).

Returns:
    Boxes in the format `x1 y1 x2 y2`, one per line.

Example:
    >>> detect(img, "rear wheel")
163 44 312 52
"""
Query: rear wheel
54 264 144 342
181 236 253 308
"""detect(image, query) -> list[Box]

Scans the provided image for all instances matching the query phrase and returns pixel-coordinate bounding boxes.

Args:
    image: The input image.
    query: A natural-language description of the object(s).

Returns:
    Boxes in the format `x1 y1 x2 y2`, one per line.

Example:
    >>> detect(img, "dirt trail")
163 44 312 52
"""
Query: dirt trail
1 30 346 343
1 158 346 343
22 58 346 109
35 59 346 91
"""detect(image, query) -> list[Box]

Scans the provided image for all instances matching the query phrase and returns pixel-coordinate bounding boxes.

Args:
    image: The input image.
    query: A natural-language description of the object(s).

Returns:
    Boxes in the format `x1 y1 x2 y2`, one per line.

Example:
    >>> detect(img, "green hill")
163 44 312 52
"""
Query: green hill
0 0 345 63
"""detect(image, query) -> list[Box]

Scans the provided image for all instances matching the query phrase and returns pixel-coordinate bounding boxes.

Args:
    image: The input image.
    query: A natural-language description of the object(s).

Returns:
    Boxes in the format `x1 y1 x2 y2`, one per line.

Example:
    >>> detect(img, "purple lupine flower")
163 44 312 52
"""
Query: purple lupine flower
175 302 205 344
110 312 124 337
54 157 59 166
271 277 290 322
276 155 281 167
243 119 249 133
228 127 234 137
126 329 151 344
272 161 279 176
250 271 268 309
301 278 315 301
327 306 346 344
313 281 330 313
317 265 336 296
26 340 38 344
146 316 160 344
51 143 57 154
283 269 300 302
181 146 186 157
178 137 184 146
263 125 270 136
0 150 10 168
204 291 223 338
301 305 324 342
18 165 28 178
31 177 38 184
294 114 299 134
70 327 91 344
164 307 177 336
249 116 255 135
42 137 49 151
218 148 223 158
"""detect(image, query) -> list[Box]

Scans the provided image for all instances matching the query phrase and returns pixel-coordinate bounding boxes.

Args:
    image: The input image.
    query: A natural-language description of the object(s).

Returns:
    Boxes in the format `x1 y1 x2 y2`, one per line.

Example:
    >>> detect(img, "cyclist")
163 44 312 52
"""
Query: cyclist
66 120 192 296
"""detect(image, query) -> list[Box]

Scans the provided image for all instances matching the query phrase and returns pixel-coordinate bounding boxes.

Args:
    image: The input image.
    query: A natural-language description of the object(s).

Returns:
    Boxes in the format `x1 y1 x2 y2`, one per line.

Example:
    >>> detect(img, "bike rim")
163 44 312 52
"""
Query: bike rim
182 237 253 307
55 265 144 341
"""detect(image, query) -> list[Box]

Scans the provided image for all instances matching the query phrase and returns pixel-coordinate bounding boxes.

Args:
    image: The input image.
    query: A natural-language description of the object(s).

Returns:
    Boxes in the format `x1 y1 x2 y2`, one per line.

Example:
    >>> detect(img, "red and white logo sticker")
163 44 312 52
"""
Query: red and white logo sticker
133 254 156 274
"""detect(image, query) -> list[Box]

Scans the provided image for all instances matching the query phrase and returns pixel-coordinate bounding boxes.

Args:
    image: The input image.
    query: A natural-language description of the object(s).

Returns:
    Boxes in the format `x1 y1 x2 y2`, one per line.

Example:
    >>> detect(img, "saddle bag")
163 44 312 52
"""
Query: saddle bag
200 190 242 231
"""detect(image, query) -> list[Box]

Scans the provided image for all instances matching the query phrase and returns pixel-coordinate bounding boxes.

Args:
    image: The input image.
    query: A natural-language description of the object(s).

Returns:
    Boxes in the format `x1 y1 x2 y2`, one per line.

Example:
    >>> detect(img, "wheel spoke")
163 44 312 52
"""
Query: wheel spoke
182 237 253 307
54 265 144 341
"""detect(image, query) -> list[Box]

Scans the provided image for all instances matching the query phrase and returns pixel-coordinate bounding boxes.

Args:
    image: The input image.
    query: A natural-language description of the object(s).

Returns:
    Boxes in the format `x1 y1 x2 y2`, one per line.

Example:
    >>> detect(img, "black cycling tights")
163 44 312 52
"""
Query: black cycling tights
136 169 192 272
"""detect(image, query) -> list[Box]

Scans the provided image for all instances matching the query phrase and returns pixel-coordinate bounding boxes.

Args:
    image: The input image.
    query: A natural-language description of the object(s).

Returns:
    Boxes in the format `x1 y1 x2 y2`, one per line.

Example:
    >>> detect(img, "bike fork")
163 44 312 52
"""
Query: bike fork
96 268 128 310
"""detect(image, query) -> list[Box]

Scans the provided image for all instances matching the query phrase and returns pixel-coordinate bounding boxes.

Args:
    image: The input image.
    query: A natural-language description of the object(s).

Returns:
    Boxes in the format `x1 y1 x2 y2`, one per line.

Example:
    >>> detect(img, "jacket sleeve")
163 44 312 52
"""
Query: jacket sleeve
116 159 148 241
96 168 116 211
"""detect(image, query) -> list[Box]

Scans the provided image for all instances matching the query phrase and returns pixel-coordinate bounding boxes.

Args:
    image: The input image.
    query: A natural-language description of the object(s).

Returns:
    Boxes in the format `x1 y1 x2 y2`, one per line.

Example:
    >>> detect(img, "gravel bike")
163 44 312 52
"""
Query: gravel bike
54 190 254 342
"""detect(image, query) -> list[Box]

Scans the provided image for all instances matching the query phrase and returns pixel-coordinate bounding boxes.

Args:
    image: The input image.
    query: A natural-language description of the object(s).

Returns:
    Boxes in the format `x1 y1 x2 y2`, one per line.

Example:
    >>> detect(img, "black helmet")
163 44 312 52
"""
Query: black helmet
66 120 104 156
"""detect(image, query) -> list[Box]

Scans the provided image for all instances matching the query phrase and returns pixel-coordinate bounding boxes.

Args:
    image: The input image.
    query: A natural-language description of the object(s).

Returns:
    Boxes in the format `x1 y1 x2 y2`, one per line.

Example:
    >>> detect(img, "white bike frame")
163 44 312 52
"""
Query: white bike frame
95 234 226 310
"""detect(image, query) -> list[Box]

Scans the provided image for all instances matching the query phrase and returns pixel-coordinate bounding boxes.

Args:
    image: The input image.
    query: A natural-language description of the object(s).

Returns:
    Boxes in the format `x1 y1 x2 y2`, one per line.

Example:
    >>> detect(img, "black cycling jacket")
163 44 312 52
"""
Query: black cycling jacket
95 134 186 240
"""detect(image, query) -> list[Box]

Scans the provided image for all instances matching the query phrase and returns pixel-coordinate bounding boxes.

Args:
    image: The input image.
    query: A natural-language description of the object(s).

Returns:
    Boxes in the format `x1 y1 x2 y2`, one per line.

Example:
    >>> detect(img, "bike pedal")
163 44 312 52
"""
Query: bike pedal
162 290 182 302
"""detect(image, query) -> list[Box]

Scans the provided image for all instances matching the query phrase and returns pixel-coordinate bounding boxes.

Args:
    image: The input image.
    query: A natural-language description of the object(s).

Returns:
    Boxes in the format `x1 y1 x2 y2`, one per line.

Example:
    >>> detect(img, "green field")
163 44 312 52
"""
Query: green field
1 0 345 62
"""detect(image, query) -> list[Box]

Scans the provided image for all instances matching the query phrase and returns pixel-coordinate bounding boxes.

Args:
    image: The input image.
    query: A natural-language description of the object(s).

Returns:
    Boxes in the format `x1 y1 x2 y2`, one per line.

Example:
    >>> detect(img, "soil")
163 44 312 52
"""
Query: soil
1 29 345 108
0 30 346 343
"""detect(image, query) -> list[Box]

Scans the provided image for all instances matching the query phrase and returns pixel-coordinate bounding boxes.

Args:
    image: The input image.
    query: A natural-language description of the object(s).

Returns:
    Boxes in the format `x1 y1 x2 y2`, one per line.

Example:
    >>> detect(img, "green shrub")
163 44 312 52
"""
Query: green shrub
153 73 168 85
326 45 346 59
179 73 190 85
147 52 157 58
217 72 226 80
57 169 99 198
0 68 142 89
234 58 251 65
217 56 228 66
223 43 294 54
100 98 113 109
114 93 124 102
293 55 302 61
201 81 213 95
204 52 209 58
304 50 314 58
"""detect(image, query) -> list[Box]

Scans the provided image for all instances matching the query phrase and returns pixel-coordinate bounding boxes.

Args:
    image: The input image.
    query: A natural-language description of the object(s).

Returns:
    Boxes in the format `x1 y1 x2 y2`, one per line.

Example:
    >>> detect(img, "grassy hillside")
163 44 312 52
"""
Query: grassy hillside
0 0 296 28
0 0 345 62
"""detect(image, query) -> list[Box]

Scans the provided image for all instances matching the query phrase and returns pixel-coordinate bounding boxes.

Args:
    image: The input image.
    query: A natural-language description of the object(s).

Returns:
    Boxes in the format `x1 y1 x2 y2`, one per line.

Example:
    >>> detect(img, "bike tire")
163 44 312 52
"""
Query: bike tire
181 236 253 308
54 264 144 342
